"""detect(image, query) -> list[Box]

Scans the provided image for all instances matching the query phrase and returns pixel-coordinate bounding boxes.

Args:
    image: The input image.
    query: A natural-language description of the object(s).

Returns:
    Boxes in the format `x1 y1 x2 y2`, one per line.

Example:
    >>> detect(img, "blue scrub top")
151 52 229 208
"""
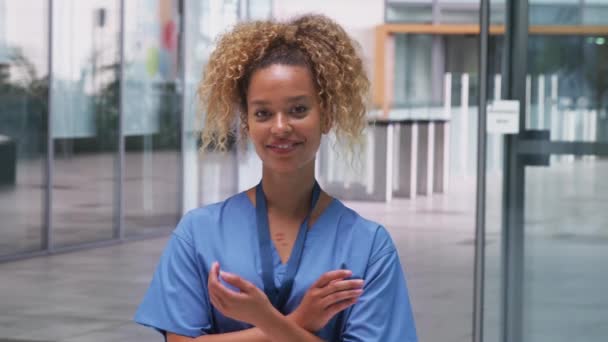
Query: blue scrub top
134 191 417 341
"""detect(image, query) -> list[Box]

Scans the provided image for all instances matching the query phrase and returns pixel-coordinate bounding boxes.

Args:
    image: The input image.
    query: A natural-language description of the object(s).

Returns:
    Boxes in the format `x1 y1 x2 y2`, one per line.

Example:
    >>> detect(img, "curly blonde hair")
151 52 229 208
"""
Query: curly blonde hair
198 14 370 153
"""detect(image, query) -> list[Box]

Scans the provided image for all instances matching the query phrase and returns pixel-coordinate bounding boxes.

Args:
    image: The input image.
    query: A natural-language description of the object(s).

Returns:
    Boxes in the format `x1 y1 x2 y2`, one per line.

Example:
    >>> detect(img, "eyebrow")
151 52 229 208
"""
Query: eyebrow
249 95 311 106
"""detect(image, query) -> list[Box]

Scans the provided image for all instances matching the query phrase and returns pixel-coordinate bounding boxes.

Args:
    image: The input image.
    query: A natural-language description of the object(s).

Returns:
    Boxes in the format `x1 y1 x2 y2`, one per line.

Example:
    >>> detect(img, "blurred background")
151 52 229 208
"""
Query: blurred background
0 0 606 341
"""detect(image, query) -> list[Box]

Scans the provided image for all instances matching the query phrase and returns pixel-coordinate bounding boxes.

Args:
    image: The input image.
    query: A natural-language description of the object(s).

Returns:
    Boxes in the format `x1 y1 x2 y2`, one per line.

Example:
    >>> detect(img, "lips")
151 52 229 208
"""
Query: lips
266 141 302 154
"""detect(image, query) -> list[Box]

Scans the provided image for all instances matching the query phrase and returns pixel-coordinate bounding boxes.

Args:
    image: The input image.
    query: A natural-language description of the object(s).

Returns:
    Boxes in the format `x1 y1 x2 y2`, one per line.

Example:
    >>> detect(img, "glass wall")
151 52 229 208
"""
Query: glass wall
527 35 608 143
0 0 48 256
183 0 240 211
51 0 120 248
123 0 182 237
0 0 272 260
386 0 608 25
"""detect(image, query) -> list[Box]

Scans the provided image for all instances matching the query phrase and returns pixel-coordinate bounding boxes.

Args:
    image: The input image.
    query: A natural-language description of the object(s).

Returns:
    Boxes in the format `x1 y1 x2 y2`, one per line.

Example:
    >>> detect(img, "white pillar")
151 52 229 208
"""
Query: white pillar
538 75 545 129
461 73 470 176
526 75 532 129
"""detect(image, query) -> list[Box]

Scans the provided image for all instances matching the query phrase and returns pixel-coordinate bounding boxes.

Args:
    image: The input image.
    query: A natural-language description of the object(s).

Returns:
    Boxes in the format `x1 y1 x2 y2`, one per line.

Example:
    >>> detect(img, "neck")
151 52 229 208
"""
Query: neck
261 163 316 219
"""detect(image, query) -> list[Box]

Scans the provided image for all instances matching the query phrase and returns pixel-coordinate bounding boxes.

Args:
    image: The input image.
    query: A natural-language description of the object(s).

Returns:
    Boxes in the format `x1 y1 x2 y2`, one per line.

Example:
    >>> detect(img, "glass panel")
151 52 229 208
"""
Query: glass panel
386 4 434 23
0 0 48 256
526 35 608 143
182 0 207 213
393 34 435 107
51 0 119 248
523 158 608 341
582 5 608 25
438 6 480 24
378 30 479 342
183 0 241 211
123 0 181 237
530 4 580 25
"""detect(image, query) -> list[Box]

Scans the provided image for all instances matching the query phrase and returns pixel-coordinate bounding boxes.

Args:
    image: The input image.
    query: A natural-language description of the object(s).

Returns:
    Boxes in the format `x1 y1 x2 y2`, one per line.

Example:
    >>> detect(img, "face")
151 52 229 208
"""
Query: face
246 64 327 174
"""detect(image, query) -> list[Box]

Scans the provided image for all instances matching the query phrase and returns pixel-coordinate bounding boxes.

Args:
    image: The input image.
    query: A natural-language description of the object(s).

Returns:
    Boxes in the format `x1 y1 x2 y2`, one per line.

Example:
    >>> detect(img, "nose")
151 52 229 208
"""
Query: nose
270 112 293 136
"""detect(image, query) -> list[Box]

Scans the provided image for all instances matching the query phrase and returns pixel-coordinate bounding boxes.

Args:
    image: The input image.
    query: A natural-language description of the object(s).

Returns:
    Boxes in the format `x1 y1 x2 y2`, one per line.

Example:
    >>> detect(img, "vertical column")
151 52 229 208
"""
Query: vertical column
417 122 435 196
525 75 532 129
550 74 560 163
461 73 470 176
365 129 375 195
45 0 55 251
501 0 529 340
537 75 545 129
492 74 503 173
372 123 389 201
550 74 559 140
392 124 400 192
394 122 418 198
116 0 125 239
473 0 490 338
385 124 394 202
433 121 450 193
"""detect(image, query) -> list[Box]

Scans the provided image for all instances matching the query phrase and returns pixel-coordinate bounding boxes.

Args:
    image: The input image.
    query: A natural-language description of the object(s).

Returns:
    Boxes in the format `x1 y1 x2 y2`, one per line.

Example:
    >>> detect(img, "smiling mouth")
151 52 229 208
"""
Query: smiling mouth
266 142 302 153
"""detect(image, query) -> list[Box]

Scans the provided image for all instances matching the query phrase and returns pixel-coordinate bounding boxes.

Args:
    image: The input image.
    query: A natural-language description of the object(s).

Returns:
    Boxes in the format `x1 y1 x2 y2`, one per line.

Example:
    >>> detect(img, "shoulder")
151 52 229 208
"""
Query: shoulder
331 200 397 259
173 192 253 243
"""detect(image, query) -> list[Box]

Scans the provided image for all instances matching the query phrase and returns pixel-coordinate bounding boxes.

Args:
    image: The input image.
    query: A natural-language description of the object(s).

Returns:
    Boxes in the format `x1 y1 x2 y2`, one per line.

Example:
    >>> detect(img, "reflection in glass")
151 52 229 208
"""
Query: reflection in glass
51 0 119 247
0 1 48 256
124 0 181 236
523 159 608 341
527 35 608 143
183 0 246 210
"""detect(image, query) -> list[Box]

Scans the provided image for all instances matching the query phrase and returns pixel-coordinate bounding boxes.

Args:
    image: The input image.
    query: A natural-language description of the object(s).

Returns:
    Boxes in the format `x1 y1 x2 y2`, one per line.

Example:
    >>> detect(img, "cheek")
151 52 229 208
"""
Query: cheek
249 129 266 147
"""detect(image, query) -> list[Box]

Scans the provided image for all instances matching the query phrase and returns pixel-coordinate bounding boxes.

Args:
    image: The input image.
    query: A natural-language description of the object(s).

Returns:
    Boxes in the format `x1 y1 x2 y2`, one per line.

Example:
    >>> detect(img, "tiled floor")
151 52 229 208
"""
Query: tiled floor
1 159 607 341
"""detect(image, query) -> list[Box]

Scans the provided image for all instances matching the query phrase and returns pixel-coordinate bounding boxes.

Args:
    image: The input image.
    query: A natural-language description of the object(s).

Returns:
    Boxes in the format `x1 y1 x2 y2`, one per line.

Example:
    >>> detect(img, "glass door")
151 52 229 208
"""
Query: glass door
477 0 608 341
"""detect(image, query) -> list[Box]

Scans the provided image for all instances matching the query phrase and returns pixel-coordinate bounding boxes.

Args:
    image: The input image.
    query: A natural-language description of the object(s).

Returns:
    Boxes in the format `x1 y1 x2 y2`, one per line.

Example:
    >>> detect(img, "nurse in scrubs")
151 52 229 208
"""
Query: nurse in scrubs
135 14 417 342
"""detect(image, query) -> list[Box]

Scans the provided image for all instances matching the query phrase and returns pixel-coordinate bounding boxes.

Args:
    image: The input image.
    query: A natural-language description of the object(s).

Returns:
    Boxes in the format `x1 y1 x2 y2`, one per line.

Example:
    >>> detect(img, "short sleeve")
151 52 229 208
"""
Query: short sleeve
341 228 417 341
134 214 213 338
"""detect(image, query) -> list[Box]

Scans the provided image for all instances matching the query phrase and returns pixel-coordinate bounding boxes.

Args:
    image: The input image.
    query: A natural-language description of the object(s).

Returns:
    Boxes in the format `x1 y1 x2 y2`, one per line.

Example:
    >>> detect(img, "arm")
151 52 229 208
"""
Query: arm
176 266 363 342
168 327 268 342
167 313 321 342
196 263 326 342
341 248 417 342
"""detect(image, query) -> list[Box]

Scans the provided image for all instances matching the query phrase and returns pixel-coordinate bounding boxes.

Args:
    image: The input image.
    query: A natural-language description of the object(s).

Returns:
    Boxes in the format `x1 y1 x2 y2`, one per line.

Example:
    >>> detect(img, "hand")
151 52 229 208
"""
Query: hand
207 262 276 327
290 270 364 333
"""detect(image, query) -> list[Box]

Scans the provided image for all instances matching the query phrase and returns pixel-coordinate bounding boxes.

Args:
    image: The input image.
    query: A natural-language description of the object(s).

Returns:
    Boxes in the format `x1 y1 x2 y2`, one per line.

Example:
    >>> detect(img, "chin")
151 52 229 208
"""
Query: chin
262 157 316 175
265 162 304 175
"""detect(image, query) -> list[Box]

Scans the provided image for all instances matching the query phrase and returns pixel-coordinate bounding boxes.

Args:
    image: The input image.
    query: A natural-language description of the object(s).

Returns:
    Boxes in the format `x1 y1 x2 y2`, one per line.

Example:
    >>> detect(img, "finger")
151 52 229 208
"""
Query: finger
209 264 243 303
208 271 226 308
319 279 364 297
207 262 222 292
313 270 353 288
220 271 255 293
208 262 220 284
325 296 359 317
210 290 227 311
321 289 363 308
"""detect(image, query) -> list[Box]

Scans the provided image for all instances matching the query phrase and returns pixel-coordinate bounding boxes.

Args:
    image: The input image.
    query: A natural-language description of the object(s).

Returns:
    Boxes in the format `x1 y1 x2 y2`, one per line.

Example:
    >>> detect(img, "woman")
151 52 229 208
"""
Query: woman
135 14 417 342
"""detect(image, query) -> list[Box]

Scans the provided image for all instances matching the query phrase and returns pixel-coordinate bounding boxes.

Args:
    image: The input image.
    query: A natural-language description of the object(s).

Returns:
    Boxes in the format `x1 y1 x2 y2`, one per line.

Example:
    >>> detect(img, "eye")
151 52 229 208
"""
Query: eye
290 105 308 115
253 110 271 119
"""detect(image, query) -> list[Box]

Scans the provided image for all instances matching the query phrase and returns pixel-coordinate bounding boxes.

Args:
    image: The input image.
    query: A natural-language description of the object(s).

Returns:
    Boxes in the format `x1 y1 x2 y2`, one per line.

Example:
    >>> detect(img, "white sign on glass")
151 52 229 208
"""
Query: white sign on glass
487 100 520 134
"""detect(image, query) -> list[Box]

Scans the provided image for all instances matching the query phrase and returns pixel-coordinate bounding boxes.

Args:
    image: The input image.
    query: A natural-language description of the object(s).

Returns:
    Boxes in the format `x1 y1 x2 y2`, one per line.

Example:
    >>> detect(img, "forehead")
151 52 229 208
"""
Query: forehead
246 64 316 102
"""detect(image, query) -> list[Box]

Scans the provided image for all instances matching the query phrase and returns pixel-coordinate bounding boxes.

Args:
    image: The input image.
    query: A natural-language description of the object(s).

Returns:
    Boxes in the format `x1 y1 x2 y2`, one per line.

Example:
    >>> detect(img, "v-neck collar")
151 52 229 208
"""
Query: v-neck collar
241 190 338 238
